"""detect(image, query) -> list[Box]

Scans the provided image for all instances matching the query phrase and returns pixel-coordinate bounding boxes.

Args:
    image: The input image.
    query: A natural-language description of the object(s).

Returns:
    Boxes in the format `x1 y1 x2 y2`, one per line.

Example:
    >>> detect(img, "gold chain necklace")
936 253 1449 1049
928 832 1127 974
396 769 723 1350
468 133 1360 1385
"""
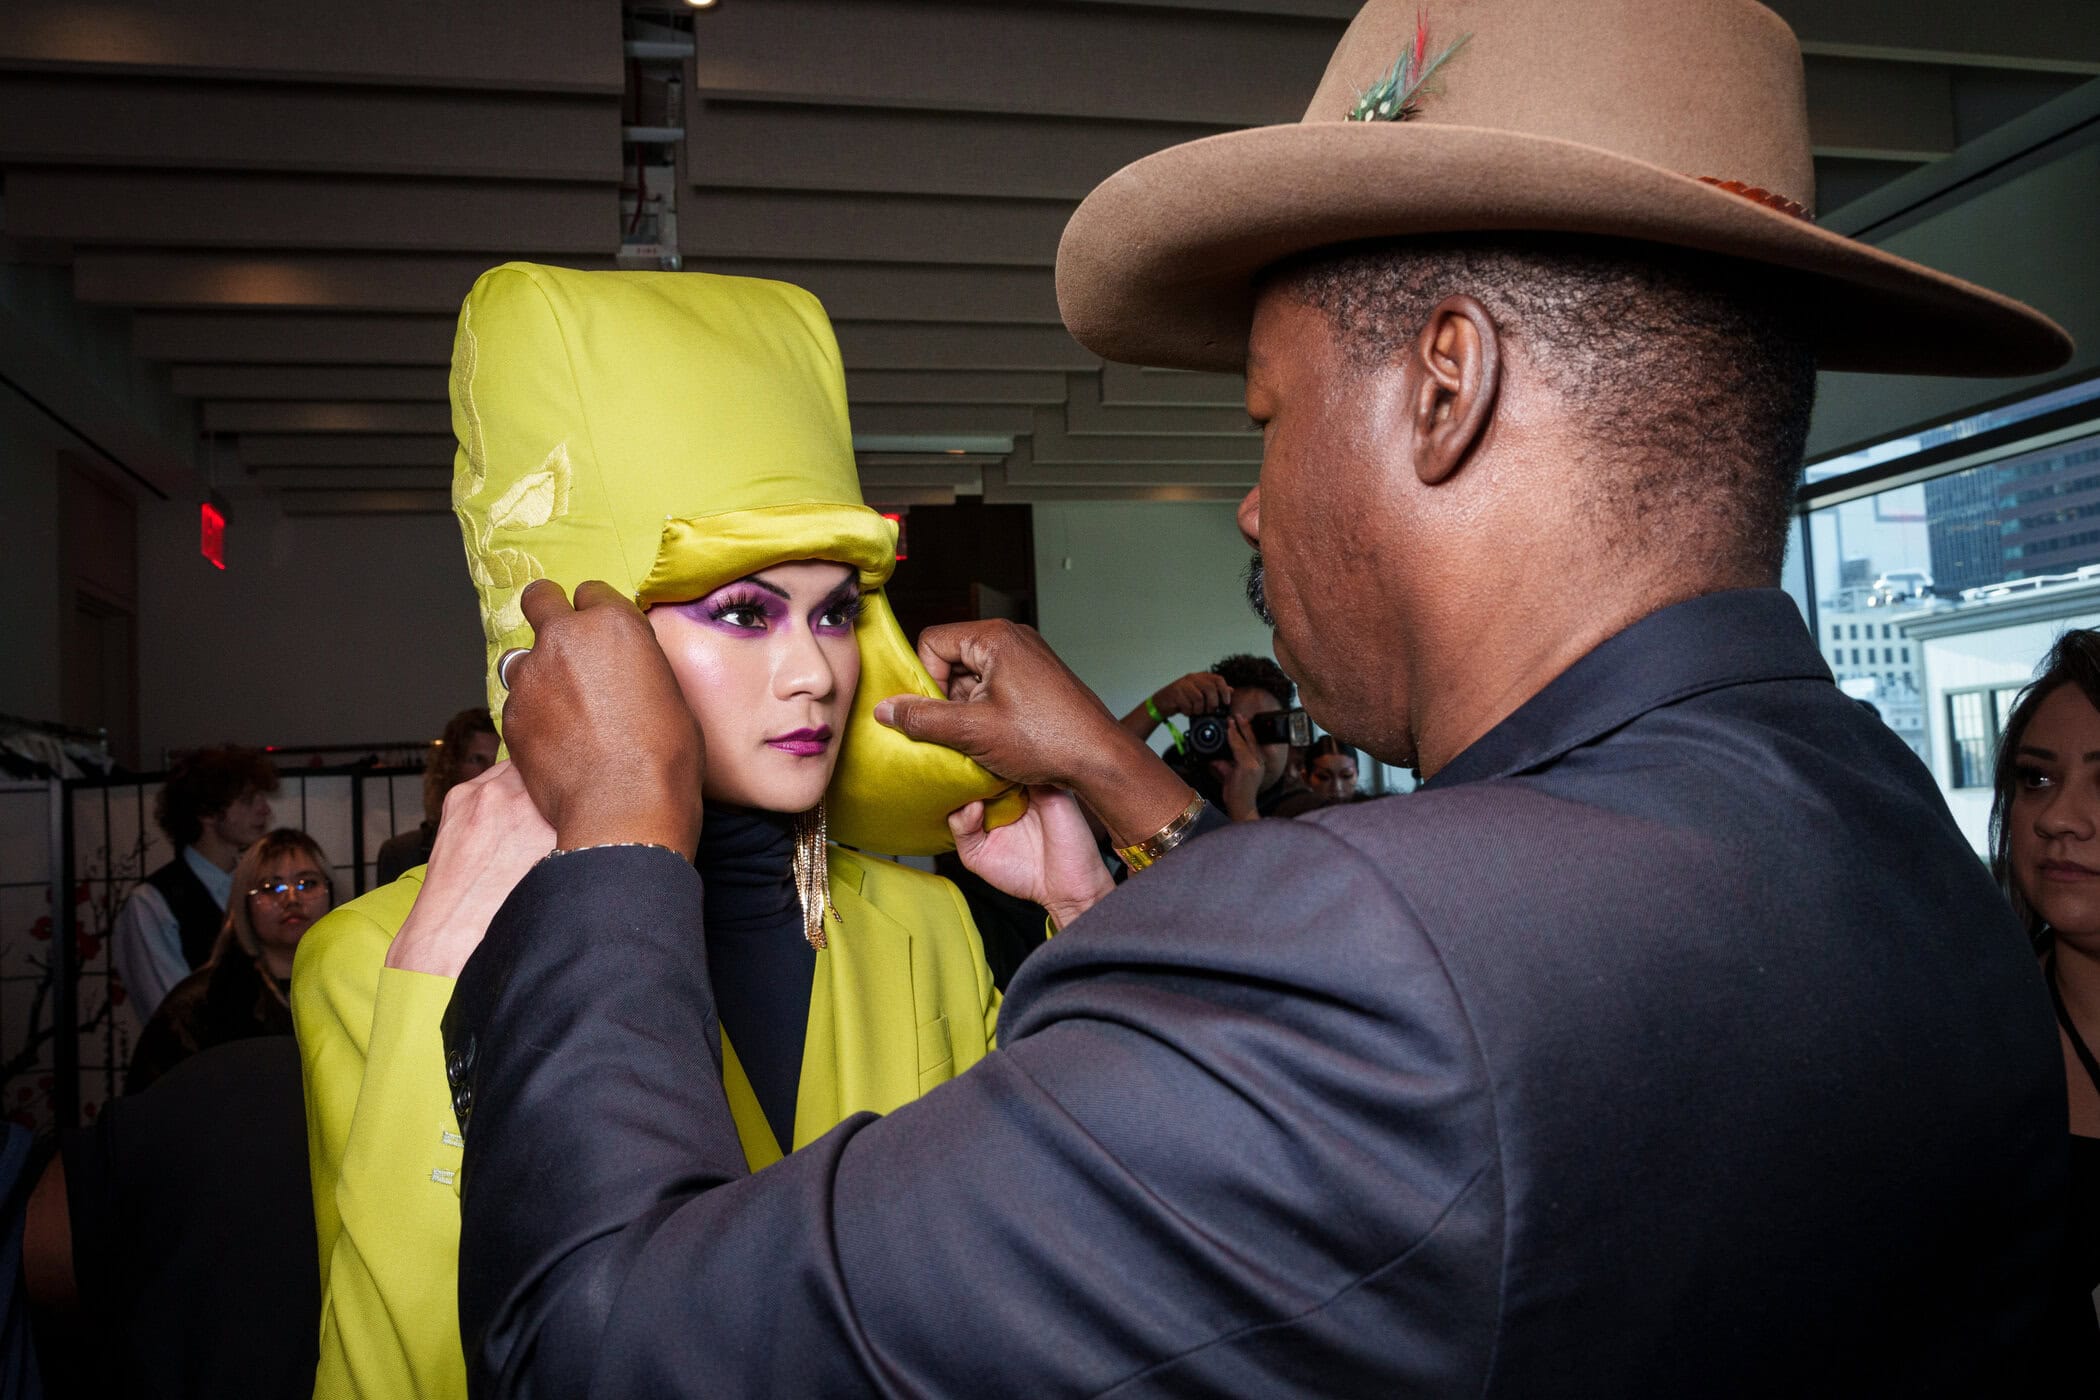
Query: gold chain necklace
792 806 840 950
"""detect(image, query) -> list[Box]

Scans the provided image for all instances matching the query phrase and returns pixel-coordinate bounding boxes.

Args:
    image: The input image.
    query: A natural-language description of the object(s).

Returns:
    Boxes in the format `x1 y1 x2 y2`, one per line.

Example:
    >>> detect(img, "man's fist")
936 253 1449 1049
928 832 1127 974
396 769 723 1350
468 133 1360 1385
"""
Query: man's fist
874 620 1196 849
502 579 705 857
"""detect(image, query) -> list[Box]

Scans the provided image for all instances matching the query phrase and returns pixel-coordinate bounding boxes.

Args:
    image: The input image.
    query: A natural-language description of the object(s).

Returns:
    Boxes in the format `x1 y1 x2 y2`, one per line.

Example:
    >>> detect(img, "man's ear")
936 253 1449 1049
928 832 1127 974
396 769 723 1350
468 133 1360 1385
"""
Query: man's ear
1408 295 1500 486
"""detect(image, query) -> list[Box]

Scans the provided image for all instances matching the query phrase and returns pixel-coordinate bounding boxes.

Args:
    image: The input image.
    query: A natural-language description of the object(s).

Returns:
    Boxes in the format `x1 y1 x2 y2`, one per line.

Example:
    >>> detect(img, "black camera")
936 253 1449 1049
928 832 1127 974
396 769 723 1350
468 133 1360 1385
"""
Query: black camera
1186 707 1312 759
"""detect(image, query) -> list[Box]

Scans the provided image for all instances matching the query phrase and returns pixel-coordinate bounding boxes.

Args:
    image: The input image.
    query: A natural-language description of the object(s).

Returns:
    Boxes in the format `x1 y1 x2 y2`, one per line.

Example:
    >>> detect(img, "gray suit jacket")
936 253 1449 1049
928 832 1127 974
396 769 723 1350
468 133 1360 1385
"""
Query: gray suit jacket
443 588 2071 1397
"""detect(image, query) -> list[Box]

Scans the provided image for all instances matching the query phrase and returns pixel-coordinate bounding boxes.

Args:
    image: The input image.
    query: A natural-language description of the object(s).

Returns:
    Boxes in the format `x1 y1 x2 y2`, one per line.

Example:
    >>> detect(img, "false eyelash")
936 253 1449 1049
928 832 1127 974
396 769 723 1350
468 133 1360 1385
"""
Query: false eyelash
828 592 867 623
706 589 771 621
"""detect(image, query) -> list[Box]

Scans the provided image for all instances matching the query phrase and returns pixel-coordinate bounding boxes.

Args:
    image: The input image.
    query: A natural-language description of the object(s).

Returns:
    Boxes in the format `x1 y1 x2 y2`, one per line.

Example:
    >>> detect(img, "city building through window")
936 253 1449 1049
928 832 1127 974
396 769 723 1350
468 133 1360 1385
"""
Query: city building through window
1796 376 2100 849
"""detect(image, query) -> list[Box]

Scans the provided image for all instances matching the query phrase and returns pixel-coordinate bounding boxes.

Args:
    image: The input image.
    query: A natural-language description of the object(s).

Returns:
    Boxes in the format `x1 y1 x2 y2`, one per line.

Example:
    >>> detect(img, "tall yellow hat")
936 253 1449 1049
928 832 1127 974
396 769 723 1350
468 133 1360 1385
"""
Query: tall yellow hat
450 262 1020 855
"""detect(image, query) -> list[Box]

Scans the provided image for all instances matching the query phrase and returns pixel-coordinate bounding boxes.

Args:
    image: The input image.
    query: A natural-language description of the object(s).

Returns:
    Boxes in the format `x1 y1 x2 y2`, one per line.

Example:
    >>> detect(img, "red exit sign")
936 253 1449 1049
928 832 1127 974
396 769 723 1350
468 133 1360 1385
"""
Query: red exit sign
200 501 227 570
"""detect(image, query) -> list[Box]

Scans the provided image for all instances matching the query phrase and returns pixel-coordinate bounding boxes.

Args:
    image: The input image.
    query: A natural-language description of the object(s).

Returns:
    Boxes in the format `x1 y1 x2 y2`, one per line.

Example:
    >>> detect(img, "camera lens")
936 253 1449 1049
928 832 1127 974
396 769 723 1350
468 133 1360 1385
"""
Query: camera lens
1187 713 1229 758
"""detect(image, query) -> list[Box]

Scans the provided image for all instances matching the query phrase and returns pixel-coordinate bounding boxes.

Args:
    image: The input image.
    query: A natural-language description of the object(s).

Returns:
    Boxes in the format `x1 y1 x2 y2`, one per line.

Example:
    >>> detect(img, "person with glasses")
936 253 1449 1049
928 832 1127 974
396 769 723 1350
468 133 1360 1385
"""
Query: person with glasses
126 828 333 1094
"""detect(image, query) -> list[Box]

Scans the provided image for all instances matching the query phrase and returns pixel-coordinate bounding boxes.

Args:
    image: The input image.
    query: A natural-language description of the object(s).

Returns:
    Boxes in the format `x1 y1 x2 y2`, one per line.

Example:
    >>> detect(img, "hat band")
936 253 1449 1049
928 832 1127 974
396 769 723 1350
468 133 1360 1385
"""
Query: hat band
1695 177 1812 223
635 500 900 608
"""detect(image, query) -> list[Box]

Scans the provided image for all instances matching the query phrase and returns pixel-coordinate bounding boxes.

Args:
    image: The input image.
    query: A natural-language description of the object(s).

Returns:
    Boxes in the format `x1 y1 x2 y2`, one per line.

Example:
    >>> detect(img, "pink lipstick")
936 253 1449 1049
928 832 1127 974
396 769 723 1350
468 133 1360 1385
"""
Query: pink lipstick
767 726 833 757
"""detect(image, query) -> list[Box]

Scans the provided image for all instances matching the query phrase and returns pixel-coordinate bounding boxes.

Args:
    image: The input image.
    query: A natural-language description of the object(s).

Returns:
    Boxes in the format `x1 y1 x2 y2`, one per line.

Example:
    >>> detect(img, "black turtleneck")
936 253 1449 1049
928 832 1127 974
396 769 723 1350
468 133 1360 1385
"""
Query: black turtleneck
697 805 818 1153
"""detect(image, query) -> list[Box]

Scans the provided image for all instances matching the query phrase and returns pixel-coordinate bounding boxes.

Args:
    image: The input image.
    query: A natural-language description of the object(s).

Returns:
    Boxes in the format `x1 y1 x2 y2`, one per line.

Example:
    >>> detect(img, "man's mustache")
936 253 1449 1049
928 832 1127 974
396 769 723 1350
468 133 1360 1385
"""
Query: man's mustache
1244 552 1275 626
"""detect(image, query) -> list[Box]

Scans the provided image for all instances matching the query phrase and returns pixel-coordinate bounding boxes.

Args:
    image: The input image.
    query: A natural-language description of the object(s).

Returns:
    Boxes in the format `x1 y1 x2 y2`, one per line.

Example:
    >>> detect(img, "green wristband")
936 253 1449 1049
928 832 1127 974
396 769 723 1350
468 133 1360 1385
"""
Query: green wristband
1146 696 1189 755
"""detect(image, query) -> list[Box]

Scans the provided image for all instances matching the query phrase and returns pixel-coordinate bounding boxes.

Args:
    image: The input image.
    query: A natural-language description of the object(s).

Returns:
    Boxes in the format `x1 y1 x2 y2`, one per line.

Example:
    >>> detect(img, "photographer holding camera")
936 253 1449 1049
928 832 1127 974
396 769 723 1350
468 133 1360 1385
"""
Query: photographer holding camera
1119 655 1323 822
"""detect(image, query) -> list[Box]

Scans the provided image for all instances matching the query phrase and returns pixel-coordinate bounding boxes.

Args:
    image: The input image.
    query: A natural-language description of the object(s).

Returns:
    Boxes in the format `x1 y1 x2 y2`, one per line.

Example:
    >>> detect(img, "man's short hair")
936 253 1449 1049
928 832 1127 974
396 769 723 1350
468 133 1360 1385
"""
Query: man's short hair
153 745 280 847
1263 233 1818 578
1212 654 1296 710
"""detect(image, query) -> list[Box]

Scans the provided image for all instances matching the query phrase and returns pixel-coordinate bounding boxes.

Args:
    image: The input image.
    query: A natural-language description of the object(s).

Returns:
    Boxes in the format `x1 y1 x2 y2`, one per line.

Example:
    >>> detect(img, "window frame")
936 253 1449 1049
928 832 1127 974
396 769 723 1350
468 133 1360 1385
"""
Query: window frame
1943 682 2026 790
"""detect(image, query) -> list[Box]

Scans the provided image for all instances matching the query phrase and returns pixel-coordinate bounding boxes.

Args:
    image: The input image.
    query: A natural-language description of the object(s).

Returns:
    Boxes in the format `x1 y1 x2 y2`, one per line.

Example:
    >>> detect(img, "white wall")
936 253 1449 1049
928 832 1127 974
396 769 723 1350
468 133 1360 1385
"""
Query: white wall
1919 607 2100 852
136 499 486 762
1032 501 1274 720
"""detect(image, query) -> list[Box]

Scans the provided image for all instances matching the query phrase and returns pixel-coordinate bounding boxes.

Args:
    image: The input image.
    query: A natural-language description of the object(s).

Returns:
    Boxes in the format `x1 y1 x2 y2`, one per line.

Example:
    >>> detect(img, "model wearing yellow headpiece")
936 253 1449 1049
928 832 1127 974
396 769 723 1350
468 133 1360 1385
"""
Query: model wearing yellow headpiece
292 265 1025 1400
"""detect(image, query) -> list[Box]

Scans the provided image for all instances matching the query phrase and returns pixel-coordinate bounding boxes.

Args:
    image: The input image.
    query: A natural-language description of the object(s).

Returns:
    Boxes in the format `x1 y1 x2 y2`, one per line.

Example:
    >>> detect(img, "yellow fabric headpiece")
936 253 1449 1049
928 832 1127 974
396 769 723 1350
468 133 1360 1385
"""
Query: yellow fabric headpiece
450 262 1019 855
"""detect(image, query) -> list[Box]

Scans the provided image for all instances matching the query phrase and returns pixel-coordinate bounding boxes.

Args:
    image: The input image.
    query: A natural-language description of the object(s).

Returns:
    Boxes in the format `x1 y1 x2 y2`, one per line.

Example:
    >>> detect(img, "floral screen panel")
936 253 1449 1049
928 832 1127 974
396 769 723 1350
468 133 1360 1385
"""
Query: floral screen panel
0 782 69 1134
0 770 431 1133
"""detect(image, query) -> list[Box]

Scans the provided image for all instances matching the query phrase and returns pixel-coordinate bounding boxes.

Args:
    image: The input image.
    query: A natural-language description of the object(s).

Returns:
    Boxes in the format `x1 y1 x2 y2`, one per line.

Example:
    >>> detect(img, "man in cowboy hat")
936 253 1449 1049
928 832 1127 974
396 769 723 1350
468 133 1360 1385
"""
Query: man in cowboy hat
436 0 2085 1394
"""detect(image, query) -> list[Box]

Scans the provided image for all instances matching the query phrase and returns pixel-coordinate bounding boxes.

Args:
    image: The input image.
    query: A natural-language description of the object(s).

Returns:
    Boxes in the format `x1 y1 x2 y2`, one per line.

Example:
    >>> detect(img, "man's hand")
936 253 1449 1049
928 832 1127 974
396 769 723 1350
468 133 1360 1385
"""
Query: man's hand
386 761 555 978
949 786 1116 930
875 621 1197 848
1213 715 1264 822
1152 672 1231 719
1117 671 1231 745
502 579 705 857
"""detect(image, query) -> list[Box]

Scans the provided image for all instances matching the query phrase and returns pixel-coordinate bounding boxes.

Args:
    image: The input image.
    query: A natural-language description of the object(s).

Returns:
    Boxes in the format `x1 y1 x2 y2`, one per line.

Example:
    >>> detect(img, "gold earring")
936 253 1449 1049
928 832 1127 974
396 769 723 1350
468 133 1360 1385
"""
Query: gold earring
792 806 840 950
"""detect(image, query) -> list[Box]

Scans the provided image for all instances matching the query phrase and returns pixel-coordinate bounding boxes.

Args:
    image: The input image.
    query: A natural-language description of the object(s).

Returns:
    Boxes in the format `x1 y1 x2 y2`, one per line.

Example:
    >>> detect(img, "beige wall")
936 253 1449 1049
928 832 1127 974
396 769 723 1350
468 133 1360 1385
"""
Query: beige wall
0 397 65 721
1032 501 1275 723
135 500 485 763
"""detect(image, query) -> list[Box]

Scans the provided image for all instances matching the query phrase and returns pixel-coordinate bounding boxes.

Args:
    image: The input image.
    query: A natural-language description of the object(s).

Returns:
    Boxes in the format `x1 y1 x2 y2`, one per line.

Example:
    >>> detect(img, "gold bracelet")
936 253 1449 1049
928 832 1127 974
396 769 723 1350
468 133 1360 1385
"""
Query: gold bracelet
1116 794 1208 872
539 840 685 865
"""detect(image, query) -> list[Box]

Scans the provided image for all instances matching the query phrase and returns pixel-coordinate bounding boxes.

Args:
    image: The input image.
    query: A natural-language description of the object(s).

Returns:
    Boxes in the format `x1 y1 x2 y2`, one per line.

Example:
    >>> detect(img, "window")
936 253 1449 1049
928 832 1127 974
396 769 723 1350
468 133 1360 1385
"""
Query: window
1800 381 2100 840
1947 688 2021 789
1996 687 2021 732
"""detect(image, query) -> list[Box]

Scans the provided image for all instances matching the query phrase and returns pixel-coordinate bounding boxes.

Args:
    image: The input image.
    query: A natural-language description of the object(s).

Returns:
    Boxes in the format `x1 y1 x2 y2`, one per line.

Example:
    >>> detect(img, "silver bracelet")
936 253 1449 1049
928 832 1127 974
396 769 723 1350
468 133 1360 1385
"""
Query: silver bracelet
538 841 686 865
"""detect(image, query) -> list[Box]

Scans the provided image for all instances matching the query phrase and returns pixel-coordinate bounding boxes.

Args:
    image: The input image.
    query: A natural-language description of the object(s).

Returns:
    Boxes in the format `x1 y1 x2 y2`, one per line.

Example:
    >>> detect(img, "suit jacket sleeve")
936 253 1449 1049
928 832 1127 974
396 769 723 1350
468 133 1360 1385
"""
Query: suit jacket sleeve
445 824 1501 1399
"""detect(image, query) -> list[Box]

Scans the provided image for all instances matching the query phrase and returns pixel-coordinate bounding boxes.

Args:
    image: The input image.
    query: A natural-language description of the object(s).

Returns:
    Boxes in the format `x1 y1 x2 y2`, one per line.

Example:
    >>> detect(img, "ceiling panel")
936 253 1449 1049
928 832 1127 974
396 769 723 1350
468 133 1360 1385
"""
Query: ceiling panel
0 75 619 180
0 0 623 92
2 0 2090 514
11 171 615 253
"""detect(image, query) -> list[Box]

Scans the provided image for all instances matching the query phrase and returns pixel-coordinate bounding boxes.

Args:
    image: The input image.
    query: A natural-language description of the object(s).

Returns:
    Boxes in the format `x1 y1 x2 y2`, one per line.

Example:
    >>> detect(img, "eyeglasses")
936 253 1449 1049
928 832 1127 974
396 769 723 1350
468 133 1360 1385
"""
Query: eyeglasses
250 876 328 900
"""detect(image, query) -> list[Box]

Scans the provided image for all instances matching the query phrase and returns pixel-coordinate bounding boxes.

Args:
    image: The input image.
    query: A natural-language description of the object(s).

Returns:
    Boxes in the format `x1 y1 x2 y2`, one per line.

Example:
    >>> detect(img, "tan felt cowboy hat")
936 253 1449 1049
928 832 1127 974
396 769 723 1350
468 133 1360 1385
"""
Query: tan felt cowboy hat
1056 0 2074 378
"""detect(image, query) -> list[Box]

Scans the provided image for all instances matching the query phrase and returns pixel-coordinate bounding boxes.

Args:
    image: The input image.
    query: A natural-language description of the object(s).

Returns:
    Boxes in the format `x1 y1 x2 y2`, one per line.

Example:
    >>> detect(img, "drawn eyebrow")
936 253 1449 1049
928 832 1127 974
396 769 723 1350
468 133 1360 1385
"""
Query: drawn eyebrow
2012 745 2100 762
734 574 792 600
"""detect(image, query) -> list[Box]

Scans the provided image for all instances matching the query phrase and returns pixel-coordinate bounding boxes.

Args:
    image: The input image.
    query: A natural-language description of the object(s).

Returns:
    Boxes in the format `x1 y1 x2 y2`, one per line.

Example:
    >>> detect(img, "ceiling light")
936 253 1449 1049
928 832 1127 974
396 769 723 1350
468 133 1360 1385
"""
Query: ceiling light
684 0 718 8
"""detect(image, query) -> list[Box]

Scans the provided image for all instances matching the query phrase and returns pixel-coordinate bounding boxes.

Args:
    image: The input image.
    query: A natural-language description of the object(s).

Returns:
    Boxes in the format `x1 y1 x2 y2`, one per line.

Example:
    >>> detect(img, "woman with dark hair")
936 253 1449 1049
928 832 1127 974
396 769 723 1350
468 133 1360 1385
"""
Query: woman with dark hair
374 708 500 883
126 828 333 1094
1991 626 2100 1329
1304 734 1363 804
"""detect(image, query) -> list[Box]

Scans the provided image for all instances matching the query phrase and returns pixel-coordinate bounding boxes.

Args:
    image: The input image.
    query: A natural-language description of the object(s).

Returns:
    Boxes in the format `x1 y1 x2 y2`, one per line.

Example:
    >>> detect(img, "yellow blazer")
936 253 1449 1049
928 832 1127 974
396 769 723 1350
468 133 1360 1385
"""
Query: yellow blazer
292 847 1002 1400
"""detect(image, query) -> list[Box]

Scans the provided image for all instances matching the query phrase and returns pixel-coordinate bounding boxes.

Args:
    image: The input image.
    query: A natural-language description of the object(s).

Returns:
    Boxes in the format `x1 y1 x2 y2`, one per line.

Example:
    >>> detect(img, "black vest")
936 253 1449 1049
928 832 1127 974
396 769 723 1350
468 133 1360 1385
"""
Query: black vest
144 854 228 971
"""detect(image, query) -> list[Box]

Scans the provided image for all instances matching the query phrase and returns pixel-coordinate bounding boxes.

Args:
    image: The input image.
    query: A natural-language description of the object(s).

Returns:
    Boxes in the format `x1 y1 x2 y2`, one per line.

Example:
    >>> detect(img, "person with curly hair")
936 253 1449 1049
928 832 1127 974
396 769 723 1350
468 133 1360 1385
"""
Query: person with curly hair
1141 654 1324 821
111 744 279 1021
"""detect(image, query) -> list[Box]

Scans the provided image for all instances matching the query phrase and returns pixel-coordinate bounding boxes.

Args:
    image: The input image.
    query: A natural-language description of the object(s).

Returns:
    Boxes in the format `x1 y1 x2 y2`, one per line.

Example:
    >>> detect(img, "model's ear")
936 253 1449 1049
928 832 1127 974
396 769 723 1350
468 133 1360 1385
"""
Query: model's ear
1409 295 1500 486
